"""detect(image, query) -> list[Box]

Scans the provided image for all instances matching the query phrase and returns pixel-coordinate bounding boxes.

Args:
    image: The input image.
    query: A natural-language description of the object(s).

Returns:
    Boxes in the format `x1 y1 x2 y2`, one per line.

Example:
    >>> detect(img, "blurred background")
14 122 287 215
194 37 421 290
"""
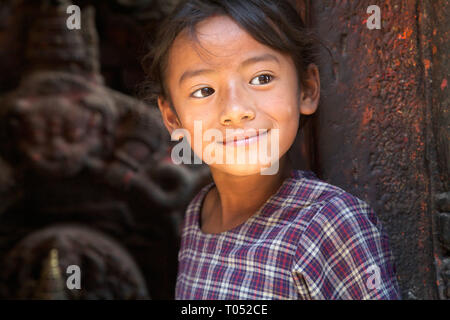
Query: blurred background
0 0 447 300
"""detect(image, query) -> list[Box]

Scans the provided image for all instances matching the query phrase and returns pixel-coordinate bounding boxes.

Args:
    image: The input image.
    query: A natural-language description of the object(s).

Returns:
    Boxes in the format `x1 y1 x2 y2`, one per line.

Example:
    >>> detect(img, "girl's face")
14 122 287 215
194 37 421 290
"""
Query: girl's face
158 15 319 176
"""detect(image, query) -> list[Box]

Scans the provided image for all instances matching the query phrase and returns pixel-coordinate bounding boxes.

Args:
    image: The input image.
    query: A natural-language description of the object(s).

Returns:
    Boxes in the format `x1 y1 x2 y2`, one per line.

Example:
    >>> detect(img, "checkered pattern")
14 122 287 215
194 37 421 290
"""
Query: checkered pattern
175 170 401 300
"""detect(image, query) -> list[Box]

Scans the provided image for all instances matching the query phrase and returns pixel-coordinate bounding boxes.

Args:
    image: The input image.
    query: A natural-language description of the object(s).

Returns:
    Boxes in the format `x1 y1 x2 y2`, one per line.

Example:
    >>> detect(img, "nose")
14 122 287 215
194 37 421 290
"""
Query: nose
219 82 256 126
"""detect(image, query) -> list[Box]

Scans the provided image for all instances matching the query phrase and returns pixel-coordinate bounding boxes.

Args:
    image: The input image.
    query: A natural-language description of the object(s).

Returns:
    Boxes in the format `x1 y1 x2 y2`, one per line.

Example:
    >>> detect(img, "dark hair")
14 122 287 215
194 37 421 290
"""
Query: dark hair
141 0 321 106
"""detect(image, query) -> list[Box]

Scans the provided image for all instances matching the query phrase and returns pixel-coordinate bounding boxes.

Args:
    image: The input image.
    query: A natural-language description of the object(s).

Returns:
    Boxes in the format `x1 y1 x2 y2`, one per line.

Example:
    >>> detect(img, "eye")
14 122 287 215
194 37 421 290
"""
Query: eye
250 74 274 85
191 87 215 98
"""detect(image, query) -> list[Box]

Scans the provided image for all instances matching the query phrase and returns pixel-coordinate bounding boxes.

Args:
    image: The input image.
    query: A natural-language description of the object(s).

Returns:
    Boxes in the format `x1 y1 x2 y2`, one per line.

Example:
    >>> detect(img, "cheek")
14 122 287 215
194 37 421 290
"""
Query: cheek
177 116 209 156
178 107 216 136
278 117 299 155
260 92 300 153
260 85 300 125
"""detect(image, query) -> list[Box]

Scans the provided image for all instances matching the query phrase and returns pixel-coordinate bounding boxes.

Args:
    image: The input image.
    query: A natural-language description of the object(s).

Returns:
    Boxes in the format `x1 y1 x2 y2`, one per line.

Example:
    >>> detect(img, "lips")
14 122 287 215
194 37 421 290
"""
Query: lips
220 129 269 146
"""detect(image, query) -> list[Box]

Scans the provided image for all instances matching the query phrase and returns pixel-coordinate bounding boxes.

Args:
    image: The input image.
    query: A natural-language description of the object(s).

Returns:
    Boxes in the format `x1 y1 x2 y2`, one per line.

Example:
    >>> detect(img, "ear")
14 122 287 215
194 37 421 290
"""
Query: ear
299 63 320 115
157 95 182 136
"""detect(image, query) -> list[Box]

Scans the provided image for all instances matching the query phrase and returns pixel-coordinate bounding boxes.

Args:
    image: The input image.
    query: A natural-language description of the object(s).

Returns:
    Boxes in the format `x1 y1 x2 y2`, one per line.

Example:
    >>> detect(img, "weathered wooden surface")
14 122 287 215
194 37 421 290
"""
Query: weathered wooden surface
308 0 449 299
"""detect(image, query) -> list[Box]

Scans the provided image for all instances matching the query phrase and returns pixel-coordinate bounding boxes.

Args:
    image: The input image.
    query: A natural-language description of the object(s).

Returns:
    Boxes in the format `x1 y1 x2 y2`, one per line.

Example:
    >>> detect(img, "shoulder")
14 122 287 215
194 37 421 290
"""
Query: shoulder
289 174 400 299
281 170 350 210
305 190 382 241
291 171 385 262
285 170 380 229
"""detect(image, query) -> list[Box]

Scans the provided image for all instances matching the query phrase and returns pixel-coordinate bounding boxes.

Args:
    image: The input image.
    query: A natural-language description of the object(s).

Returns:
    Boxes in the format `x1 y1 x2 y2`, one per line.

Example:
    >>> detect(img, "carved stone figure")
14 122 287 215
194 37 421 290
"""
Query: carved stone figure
0 225 150 299
0 0 211 299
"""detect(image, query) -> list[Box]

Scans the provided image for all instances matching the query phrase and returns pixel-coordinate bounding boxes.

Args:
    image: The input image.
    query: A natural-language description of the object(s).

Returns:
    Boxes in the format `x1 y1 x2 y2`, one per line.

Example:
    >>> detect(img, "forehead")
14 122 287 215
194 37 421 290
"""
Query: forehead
166 15 290 79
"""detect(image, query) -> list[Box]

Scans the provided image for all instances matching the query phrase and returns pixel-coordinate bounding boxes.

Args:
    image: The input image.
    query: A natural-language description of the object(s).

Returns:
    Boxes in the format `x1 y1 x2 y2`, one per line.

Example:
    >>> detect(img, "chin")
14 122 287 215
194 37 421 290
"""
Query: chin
209 162 279 177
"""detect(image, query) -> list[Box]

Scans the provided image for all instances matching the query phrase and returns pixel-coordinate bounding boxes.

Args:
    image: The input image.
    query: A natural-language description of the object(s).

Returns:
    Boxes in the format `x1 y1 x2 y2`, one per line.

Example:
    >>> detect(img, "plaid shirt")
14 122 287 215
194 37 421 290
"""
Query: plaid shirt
175 170 401 300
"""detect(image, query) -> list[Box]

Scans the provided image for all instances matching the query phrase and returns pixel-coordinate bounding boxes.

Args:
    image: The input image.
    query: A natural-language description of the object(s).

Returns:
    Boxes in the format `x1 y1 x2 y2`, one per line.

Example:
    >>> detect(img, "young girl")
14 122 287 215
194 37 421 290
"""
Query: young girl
143 0 401 299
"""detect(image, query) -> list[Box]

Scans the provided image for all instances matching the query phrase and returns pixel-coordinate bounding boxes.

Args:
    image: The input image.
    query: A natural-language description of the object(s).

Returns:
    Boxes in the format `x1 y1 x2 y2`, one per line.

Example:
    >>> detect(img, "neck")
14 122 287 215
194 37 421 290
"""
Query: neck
207 155 293 231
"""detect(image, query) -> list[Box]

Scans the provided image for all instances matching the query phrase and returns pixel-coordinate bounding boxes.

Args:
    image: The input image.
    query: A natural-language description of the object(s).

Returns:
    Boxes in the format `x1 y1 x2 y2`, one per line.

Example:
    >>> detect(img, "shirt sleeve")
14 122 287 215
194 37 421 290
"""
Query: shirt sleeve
291 192 401 300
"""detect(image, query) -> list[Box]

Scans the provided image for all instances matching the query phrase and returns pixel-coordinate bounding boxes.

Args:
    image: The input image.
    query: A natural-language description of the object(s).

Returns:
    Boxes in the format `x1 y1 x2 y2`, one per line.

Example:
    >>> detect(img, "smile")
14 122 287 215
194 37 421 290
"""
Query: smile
219 129 270 147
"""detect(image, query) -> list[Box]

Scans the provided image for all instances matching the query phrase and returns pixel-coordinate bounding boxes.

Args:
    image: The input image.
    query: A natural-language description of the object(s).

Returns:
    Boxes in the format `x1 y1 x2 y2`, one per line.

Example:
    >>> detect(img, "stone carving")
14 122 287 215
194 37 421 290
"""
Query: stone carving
1 70 198 208
0 0 211 299
111 0 181 20
0 0 201 209
0 225 150 299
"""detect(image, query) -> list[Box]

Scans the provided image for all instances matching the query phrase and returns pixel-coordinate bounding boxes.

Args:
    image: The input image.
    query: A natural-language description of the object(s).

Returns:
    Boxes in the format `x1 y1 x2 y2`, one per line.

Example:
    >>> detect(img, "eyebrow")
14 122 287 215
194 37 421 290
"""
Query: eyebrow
178 53 280 85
